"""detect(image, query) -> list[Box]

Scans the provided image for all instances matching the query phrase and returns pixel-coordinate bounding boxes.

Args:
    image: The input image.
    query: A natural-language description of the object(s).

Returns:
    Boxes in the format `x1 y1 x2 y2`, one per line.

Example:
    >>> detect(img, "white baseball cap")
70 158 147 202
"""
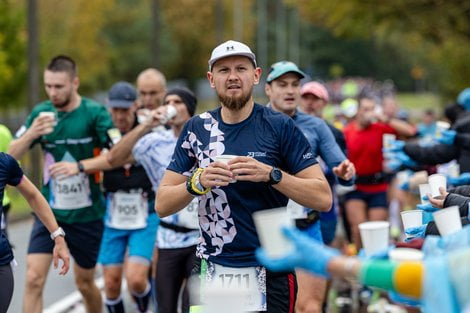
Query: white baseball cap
208 40 257 70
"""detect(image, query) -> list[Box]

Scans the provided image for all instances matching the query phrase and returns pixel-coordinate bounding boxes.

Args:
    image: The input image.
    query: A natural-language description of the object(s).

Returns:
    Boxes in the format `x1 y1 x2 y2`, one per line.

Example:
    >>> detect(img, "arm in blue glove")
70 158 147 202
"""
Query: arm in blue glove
405 224 428 242
447 172 470 186
435 129 457 145
383 140 405 153
256 227 340 277
417 203 439 224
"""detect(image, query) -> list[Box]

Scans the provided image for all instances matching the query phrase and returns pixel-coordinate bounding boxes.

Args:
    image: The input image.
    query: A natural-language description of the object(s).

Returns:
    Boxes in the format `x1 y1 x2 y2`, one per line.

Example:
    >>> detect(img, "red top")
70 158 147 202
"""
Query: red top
344 121 396 193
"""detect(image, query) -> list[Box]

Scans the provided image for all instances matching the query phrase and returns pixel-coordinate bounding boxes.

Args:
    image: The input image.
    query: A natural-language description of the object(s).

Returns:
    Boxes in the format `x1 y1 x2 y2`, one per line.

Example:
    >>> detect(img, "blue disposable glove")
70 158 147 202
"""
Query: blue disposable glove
447 248 470 310
385 159 403 172
357 245 394 260
383 140 405 153
255 227 340 277
388 291 421 307
436 129 457 145
405 224 427 242
399 181 410 191
447 172 470 186
423 225 470 256
394 151 418 167
417 203 439 224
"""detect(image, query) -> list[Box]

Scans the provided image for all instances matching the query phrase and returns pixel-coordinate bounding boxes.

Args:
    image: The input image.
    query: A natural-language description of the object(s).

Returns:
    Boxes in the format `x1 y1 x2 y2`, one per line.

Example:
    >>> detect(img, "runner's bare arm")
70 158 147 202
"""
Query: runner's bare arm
107 123 151 167
156 170 195 217
15 175 70 275
49 153 114 177
229 157 332 212
8 116 53 160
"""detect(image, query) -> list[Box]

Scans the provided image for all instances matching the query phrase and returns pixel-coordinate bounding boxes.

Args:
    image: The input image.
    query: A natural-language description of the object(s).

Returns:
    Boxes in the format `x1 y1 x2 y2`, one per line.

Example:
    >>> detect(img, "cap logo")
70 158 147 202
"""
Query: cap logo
226 45 235 51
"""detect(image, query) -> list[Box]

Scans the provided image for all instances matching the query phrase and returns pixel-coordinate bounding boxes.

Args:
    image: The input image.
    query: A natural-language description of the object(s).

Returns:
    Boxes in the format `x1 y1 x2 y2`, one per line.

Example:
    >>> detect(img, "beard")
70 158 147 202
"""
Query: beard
217 89 252 111
52 93 72 109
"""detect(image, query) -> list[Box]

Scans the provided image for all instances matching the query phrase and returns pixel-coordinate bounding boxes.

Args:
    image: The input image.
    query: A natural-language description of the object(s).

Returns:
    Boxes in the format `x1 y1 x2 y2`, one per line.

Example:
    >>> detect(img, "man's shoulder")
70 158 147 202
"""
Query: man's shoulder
80 97 105 110
295 111 325 126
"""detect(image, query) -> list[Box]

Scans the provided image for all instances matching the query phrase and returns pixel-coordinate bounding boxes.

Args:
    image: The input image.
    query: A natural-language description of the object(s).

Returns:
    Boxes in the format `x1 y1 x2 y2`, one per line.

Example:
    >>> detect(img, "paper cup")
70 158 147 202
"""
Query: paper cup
160 105 178 124
382 134 396 150
401 210 423 230
428 174 446 199
388 248 424 262
137 108 151 124
39 111 57 132
418 184 431 205
435 121 450 138
358 221 390 256
433 206 462 236
252 207 294 258
215 155 238 183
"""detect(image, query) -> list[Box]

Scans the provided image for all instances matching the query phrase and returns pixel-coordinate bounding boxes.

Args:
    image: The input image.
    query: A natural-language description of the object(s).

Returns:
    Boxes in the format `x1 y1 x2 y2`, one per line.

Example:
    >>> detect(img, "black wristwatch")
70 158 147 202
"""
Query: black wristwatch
77 162 85 173
268 167 282 185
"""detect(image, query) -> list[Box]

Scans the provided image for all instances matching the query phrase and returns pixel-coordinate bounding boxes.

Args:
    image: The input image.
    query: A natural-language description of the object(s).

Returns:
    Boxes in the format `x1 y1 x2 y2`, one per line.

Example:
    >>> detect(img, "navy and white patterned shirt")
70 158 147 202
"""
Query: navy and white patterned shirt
168 103 317 267
0 153 23 265
132 130 199 248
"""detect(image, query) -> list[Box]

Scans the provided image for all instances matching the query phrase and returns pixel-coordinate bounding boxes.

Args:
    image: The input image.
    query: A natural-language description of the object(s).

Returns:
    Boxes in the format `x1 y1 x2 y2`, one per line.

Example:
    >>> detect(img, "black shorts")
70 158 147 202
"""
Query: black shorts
191 258 297 313
344 190 388 209
28 215 104 269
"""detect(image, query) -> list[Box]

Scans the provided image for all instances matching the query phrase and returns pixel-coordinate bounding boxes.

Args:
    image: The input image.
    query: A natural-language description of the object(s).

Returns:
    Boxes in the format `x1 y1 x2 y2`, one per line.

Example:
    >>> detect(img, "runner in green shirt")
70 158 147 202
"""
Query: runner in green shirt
9 55 113 313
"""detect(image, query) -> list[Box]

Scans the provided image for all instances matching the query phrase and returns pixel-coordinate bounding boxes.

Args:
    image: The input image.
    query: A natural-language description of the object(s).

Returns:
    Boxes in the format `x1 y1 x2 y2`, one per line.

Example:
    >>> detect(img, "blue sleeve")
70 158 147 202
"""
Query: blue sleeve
316 119 346 170
281 119 318 174
5 153 23 186
167 121 197 176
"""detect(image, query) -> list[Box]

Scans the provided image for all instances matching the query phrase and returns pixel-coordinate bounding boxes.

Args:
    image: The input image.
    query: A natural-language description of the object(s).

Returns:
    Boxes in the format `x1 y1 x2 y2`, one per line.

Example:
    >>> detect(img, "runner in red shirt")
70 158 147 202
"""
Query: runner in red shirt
343 94 416 249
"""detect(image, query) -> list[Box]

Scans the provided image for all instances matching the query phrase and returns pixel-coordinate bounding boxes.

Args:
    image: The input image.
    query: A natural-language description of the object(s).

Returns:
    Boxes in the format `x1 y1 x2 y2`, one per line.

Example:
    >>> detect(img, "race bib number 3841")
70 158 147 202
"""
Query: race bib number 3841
50 173 92 210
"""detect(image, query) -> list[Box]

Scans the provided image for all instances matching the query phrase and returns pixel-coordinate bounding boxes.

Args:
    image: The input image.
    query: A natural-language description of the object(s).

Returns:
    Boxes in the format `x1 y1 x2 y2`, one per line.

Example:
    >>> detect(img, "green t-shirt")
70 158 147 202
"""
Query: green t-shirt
0 124 12 206
21 97 113 223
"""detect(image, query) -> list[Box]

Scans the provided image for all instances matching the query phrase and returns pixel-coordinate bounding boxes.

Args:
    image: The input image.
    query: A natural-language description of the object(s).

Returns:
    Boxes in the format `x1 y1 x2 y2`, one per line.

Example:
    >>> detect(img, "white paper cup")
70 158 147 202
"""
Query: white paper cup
418 184 431 205
433 206 462 236
39 111 57 134
382 134 396 150
401 210 423 230
160 105 178 124
428 174 447 199
137 108 151 124
388 248 424 262
358 221 390 256
252 207 294 258
435 121 450 138
215 155 238 183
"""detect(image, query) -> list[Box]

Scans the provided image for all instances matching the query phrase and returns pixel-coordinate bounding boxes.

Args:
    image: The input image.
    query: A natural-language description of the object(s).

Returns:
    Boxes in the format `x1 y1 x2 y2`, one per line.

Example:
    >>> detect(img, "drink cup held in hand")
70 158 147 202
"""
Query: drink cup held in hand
358 221 390 257
435 121 450 138
159 105 178 124
39 111 57 134
401 210 423 231
137 108 151 124
215 155 238 183
382 134 396 150
432 205 462 236
252 207 294 258
428 174 446 199
388 248 424 262
419 184 431 205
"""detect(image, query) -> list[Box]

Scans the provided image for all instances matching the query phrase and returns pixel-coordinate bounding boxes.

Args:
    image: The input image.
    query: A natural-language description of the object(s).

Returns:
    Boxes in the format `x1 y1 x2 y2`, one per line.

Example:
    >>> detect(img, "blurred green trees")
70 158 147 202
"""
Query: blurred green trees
0 0 469 110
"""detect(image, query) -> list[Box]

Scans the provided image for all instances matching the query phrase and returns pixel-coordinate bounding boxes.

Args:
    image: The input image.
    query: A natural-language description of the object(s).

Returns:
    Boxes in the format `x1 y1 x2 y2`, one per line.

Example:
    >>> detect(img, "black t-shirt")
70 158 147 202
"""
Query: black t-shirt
0 153 23 265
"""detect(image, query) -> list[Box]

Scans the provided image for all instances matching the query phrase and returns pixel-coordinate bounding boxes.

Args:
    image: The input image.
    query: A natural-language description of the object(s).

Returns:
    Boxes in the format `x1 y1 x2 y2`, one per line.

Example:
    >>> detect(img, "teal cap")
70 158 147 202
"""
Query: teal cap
266 61 306 83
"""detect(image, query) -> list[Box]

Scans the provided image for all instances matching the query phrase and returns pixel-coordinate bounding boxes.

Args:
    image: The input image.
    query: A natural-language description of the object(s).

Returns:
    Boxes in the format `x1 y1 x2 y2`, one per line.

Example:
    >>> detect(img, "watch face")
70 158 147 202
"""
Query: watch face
271 168 282 183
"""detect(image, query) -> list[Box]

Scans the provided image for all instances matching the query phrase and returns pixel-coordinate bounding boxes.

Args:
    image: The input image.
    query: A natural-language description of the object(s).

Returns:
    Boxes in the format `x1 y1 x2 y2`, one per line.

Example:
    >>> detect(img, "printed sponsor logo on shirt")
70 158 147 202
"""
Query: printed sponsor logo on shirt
303 152 313 159
247 151 267 158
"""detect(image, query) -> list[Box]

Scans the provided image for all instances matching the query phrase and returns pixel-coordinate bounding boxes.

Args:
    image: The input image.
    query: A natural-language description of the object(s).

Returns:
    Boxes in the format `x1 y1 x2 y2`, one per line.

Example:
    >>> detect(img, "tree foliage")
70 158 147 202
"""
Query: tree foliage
0 0 27 109
289 0 470 96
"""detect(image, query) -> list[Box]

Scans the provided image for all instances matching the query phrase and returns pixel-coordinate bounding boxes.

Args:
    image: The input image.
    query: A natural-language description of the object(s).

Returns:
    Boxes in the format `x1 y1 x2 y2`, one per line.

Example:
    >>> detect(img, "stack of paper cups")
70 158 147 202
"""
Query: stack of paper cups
418 184 431 205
